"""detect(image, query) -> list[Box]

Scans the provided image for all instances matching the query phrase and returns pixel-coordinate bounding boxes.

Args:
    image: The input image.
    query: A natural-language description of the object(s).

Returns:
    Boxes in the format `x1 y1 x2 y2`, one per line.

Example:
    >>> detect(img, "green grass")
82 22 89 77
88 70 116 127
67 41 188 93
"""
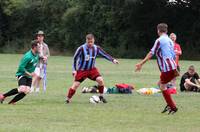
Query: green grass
0 54 200 132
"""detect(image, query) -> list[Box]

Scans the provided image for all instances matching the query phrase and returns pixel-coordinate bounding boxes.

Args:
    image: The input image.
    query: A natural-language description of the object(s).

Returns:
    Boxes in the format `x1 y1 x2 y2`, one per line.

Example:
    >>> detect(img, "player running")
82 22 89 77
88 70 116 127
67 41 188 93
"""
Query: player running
66 34 119 103
31 31 50 93
135 23 179 114
0 40 39 104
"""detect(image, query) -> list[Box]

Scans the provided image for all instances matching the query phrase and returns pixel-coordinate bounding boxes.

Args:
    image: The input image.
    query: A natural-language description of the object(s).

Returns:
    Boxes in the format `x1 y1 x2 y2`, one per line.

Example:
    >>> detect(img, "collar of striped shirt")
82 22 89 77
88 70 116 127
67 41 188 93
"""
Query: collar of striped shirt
84 43 95 48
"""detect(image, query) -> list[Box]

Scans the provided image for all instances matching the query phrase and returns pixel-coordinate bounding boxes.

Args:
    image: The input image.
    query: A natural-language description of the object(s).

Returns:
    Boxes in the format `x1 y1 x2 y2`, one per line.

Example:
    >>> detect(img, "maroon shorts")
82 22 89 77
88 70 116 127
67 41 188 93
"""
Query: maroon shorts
75 68 101 83
160 69 179 84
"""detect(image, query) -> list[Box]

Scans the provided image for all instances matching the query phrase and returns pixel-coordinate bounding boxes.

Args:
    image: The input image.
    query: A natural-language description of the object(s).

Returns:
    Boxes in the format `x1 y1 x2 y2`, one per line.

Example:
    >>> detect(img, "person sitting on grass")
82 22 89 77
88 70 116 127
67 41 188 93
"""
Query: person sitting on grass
180 65 200 92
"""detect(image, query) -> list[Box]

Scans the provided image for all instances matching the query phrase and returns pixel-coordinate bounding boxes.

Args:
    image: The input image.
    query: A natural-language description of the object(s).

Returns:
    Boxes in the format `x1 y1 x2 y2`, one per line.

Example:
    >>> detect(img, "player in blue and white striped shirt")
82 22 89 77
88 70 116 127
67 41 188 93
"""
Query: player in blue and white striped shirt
66 34 119 103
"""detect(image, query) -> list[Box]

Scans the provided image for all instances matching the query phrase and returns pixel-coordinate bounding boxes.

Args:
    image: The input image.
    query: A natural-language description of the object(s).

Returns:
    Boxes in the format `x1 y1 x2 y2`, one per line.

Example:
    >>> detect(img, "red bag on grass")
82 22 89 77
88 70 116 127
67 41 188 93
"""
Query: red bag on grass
115 83 134 94
115 83 134 89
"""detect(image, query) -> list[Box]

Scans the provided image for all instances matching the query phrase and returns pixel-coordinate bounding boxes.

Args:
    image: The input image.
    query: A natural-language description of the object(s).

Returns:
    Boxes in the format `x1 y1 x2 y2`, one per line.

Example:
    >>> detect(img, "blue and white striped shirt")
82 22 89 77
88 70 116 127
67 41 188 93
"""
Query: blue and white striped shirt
73 43 114 71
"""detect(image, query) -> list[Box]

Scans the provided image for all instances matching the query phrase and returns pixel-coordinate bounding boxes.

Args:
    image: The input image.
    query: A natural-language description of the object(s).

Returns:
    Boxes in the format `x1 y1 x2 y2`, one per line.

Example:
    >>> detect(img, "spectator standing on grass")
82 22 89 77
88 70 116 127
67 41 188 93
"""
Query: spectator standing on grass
167 33 182 89
170 33 182 72
31 31 50 93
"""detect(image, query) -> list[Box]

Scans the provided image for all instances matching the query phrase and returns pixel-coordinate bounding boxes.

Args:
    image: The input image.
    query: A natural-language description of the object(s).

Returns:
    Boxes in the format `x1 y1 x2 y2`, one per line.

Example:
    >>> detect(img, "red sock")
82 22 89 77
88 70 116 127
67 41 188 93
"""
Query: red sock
67 88 76 99
162 90 176 109
98 85 104 94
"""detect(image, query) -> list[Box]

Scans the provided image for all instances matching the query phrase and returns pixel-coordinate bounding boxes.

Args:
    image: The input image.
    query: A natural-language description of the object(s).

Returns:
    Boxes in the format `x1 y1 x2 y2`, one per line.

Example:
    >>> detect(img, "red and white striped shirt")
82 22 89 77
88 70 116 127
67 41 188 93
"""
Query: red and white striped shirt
150 34 176 72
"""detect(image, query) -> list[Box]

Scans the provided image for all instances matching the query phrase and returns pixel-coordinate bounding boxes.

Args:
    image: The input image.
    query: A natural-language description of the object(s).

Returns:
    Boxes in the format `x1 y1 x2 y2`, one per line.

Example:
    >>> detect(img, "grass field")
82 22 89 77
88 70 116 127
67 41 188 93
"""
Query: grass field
0 54 200 132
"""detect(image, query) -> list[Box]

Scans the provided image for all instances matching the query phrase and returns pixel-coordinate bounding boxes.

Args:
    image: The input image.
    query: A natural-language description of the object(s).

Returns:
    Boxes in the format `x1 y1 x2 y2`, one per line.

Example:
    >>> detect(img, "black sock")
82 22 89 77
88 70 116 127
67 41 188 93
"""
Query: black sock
8 93 26 104
3 88 18 97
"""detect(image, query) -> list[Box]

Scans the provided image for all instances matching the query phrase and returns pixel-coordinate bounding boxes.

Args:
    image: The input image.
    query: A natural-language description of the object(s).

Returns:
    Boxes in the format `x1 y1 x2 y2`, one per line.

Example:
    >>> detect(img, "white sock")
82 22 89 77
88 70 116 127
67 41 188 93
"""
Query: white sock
30 86 34 93
36 87 40 92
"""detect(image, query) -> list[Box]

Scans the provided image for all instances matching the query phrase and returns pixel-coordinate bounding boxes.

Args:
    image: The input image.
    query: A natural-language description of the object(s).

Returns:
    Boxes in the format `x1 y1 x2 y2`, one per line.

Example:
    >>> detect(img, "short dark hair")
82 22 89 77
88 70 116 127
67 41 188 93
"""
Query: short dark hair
31 40 38 49
86 33 95 39
157 23 168 33
188 65 195 71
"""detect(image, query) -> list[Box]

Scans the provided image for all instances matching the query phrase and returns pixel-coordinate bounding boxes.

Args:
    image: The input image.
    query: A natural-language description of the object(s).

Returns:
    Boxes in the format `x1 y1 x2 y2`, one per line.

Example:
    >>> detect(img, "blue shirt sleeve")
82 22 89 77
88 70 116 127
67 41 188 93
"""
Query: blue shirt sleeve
97 46 114 62
72 46 82 71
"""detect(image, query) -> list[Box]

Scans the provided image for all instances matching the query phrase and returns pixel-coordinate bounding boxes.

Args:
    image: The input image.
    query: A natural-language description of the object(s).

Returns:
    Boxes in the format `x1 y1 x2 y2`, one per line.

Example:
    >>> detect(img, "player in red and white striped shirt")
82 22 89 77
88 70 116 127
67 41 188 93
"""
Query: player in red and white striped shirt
135 23 179 114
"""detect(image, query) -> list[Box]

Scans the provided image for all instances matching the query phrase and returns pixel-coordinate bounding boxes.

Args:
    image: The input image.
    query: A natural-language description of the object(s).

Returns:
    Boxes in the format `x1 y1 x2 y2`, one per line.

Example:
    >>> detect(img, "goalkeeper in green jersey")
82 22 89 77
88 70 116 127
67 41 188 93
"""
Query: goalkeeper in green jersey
0 40 39 104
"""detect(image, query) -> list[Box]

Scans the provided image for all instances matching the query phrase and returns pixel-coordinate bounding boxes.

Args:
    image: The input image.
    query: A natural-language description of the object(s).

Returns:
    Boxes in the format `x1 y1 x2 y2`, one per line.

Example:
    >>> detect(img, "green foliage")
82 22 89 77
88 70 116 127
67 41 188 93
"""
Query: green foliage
0 0 200 59
1 0 26 16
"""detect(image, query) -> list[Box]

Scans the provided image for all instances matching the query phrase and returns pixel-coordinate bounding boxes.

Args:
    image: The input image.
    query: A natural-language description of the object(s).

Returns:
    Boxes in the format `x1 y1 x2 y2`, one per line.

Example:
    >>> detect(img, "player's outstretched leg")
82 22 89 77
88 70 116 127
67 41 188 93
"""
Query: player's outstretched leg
0 88 18 103
160 83 178 114
96 77 107 103
66 81 80 103
8 93 26 104
8 86 30 104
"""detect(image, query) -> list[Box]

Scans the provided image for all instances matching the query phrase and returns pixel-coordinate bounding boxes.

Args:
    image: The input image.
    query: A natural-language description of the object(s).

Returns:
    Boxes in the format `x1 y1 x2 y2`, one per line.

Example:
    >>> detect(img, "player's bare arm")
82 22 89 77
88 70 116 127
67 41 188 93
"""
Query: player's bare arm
135 52 152 72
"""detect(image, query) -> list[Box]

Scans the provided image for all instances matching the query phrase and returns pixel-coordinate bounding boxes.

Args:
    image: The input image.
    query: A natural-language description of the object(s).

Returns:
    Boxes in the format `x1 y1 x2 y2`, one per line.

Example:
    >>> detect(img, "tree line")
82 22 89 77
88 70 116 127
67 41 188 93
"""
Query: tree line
0 0 199 59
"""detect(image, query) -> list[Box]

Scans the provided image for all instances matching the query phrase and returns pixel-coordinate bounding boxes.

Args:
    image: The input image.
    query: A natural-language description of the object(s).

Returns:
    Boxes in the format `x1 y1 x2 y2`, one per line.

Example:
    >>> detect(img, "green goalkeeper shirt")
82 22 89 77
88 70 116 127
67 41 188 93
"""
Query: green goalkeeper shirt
16 50 39 78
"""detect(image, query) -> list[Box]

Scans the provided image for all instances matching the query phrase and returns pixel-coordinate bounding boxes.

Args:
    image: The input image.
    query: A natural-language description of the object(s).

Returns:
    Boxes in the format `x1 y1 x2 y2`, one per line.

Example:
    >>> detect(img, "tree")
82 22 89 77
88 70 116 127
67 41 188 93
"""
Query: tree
0 0 199 59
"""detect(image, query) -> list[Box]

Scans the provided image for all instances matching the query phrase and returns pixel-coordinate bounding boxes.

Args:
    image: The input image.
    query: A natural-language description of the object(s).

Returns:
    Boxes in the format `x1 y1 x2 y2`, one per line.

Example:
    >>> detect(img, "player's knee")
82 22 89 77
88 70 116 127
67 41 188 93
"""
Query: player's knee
18 86 26 93
159 84 166 91
96 77 104 86
18 86 29 94
25 87 31 94
72 82 80 89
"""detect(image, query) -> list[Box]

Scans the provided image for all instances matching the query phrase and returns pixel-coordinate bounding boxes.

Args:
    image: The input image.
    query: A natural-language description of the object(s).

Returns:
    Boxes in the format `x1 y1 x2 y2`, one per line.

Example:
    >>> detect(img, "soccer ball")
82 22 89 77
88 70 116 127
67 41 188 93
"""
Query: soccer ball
89 95 100 104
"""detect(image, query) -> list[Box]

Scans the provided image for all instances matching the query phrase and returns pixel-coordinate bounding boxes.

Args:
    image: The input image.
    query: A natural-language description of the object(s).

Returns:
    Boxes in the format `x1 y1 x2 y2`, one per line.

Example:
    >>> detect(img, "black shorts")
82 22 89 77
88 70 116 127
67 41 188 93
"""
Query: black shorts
17 76 32 87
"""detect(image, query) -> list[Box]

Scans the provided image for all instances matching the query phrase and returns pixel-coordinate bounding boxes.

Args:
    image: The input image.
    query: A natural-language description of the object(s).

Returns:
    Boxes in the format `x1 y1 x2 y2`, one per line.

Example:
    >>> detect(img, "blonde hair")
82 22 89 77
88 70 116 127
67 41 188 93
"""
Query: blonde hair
170 33 176 37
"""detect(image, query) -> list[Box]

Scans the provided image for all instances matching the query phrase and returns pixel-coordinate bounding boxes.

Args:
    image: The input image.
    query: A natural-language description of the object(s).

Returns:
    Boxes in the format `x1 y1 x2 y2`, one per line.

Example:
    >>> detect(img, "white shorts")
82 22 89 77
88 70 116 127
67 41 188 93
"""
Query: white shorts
35 67 44 78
